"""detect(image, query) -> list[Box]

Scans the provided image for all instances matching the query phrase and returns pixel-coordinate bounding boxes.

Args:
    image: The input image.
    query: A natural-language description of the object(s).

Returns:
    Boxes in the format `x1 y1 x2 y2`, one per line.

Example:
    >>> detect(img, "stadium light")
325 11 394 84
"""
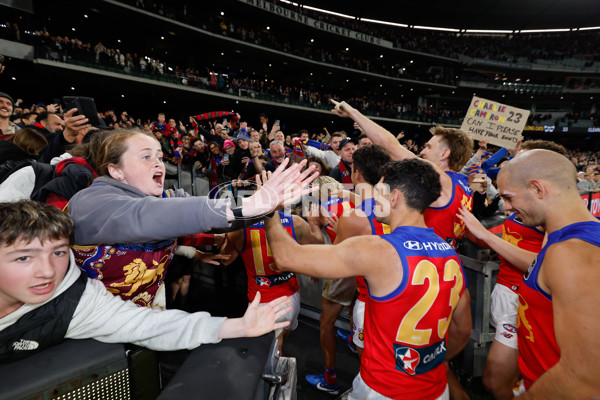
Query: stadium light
413 25 460 32
274 2 600 34
464 29 513 34
520 28 571 33
361 18 408 28
279 0 355 19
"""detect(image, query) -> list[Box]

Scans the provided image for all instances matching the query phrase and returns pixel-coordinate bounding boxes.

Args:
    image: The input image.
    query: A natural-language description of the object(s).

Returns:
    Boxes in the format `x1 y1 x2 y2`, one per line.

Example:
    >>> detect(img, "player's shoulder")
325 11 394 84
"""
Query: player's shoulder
338 208 371 231
550 230 599 248
541 237 600 289
546 236 600 262
346 233 394 253
291 214 308 226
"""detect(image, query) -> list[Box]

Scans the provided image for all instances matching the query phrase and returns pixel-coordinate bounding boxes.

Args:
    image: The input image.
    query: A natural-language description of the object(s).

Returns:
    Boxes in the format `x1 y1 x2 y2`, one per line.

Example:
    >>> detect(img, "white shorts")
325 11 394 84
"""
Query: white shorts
322 277 356 306
257 291 300 333
490 283 519 349
349 373 449 400
514 380 526 396
352 299 365 349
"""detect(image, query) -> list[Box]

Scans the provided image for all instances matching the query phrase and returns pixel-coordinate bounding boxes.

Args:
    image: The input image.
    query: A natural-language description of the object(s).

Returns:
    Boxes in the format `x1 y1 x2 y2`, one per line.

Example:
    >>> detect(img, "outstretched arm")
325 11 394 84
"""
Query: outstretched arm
331 99 414 161
330 99 454 206
219 293 292 339
457 206 538 271
229 158 319 221
264 212 376 280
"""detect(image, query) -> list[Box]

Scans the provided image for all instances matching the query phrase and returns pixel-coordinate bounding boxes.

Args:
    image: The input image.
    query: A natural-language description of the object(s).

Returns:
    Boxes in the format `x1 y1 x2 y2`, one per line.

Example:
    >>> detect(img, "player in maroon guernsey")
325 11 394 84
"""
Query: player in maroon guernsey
220 212 322 356
265 159 472 400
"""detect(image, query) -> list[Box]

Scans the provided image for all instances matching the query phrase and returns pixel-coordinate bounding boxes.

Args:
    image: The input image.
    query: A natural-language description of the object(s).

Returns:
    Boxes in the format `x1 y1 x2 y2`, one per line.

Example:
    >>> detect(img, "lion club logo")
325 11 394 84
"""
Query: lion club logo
395 346 420 375
256 277 271 287
518 294 534 343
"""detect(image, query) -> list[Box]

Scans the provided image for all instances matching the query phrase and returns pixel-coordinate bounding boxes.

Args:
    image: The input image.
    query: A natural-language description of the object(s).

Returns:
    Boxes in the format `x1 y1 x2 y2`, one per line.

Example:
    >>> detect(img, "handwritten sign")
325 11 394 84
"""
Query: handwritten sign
460 96 530 149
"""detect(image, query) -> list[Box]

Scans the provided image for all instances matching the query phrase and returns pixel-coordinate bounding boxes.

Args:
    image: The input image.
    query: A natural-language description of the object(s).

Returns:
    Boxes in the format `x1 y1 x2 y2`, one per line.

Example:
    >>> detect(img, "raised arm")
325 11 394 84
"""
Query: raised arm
292 214 324 245
248 140 264 175
331 99 414 161
457 206 538 271
219 229 244 266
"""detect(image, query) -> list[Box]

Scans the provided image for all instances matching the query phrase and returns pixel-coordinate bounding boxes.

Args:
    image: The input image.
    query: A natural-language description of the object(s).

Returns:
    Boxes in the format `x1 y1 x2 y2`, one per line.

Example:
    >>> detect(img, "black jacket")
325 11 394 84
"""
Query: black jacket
0 271 87 362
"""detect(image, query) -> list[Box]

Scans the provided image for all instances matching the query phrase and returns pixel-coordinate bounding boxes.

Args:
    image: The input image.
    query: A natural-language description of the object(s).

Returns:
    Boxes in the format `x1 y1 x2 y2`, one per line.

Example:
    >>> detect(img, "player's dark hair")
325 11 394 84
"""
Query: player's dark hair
381 159 441 213
352 144 391 185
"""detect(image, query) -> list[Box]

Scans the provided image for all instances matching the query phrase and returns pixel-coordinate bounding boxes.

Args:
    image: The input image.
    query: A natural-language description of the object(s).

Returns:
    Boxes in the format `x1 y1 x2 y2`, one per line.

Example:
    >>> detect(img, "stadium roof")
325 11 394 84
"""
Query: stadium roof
290 0 600 32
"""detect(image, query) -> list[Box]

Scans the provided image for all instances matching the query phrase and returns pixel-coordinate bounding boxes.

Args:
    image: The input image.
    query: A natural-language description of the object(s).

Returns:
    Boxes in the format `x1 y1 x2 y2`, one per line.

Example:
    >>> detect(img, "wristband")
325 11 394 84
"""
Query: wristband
231 206 244 219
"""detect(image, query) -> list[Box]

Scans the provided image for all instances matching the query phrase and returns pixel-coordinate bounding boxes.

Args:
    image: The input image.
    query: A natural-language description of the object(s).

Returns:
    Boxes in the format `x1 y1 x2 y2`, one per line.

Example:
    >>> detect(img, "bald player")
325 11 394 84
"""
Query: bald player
331 100 473 250
458 139 568 400
265 159 472 400
496 150 600 398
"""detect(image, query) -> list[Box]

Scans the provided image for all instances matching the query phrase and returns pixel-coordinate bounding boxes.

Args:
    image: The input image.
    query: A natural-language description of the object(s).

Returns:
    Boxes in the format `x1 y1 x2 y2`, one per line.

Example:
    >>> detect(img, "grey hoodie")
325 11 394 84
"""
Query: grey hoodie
69 176 237 245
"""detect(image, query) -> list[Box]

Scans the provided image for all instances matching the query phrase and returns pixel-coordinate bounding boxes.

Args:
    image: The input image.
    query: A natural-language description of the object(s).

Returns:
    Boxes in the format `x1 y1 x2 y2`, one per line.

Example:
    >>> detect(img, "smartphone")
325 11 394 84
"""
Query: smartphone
274 119 280 125
62 96 103 127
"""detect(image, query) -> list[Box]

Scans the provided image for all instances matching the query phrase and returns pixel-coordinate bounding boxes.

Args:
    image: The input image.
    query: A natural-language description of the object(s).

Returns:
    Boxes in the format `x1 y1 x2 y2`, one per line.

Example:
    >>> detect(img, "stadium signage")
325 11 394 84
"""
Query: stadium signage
523 126 600 134
582 194 589 209
461 96 530 148
240 0 394 48
591 193 600 217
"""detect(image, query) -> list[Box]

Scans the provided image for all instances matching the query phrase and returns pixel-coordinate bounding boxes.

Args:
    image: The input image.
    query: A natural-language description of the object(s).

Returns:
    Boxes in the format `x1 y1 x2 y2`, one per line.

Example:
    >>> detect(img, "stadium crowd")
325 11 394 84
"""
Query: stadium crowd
3 19 599 129
1 84 600 400
129 0 600 66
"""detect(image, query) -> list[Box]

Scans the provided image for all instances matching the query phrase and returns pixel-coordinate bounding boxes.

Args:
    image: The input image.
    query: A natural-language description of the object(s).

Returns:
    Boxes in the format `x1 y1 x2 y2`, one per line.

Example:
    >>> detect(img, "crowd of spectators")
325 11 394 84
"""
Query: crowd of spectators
3 90 599 187
1 88 599 400
4 19 599 128
526 111 600 127
0 20 468 124
258 0 600 65
129 0 600 66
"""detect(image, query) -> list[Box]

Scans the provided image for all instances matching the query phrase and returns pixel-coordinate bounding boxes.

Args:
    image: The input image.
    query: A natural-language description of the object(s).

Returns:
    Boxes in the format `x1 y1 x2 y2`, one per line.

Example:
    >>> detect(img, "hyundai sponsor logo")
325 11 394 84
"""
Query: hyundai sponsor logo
403 241 452 251
403 241 422 250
